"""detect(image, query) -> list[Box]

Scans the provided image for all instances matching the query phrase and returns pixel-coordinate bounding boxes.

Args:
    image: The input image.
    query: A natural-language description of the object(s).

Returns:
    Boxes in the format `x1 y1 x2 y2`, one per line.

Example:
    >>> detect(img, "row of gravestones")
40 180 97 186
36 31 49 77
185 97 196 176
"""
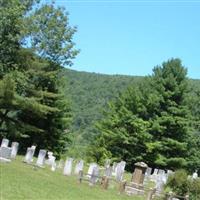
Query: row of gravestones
0 139 19 162
20 143 127 184
1 138 199 198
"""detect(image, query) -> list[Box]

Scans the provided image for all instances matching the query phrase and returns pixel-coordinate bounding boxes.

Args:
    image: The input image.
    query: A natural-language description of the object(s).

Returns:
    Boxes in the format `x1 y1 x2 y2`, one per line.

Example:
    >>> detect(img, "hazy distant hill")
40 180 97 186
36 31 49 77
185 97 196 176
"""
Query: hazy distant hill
62 68 200 147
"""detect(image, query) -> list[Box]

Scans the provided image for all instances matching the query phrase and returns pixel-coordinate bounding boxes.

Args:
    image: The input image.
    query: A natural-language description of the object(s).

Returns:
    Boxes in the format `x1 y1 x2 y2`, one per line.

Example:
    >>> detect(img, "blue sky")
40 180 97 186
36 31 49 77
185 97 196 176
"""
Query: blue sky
53 0 199 79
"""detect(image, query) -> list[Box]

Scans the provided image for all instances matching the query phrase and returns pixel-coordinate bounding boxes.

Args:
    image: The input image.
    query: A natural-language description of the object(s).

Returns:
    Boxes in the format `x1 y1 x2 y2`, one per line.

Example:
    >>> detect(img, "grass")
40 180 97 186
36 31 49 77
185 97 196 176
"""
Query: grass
0 156 145 200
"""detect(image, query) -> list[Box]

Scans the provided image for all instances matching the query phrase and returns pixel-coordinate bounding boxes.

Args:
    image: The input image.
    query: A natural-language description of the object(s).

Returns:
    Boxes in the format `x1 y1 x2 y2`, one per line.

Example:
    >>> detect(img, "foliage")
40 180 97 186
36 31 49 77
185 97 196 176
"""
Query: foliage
90 59 199 171
166 170 200 199
0 0 78 156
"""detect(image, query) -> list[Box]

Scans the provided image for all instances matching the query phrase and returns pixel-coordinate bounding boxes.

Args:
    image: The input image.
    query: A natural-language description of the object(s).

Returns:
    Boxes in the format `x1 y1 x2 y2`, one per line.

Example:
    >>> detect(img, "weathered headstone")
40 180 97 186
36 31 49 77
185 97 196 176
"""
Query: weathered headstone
1 138 9 147
112 162 117 176
74 160 84 175
104 166 112 177
36 149 46 167
63 158 73 175
89 166 99 186
45 151 56 167
87 163 98 177
116 161 126 182
131 162 148 185
24 146 36 163
11 142 19 159
0 146 12 160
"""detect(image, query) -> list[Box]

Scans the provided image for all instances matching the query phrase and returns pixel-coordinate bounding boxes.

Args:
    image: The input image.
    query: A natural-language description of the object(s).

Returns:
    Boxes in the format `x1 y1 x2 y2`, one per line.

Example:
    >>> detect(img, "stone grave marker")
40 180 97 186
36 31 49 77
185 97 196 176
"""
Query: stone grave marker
112 162 117 176
45 151 56 167
131 162 148 185
116 161 126 182
36 149 46 167
11 142 19 159
74 160 84 175
24 145 36 163
87 163 98 177
63 158 73 175
104 166 112 177
0 146 12 162
1 138 9 147
89 166 99 186
192 170 198 179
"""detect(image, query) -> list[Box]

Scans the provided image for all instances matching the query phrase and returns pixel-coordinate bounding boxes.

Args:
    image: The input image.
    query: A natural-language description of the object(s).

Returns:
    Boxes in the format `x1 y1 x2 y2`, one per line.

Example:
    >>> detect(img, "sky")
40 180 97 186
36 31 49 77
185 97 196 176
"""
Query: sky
51 0 199 79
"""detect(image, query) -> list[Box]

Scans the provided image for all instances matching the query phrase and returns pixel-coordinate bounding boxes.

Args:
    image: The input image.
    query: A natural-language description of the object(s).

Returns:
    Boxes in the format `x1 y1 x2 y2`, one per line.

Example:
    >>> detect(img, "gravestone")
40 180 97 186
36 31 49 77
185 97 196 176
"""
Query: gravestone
1 138 9 147
11 142 19 159
89 166 99 186
144 167 152 184
0 146 12 161
104 166 112 177
45 151 56 167
115 161 126 182
87 163 98 177
112 162 117 176
131 162 148 185
192 170 198 179
63 158 73 175
36 149 46 167
74 160 84 175
24 146 36 163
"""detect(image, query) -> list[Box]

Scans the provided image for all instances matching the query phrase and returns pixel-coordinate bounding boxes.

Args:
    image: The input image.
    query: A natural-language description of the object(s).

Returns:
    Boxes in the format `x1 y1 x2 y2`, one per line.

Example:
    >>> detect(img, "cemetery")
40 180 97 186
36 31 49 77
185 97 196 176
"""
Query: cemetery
1 138 199 200
1 1 200 200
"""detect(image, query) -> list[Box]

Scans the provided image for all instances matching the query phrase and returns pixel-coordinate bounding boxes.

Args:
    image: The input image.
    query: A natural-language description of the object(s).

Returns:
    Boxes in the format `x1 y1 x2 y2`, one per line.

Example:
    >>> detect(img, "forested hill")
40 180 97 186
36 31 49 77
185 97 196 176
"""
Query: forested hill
62 69 142 133
62 68 200 148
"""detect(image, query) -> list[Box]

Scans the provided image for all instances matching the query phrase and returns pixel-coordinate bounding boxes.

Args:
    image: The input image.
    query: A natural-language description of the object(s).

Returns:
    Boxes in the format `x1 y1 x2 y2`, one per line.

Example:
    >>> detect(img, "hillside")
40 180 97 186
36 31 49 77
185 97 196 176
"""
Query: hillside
62 68 200 154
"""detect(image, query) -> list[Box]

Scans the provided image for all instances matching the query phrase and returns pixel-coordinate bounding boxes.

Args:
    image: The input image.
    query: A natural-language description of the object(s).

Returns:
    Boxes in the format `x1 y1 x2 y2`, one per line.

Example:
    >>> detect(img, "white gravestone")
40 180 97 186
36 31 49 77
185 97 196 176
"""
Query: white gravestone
115 161 126 182
156 170 167 194
45 151 56 167
1 138 9 147
63 158 73 175
24 146 36 163
74 160 84 175
36 149 46 167
11 142 19 159
87 163 98 177
192 170 198 179
0 146 12 160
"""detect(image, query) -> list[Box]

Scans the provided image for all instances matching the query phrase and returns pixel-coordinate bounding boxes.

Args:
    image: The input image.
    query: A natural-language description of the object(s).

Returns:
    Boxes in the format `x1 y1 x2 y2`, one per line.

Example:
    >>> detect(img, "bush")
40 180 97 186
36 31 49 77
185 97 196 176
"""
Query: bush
165 170 200 200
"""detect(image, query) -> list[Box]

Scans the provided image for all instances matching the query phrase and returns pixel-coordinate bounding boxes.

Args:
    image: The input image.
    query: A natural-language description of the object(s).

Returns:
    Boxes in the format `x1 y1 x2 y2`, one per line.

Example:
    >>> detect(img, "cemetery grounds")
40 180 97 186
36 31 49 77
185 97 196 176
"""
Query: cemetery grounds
0 156 145 200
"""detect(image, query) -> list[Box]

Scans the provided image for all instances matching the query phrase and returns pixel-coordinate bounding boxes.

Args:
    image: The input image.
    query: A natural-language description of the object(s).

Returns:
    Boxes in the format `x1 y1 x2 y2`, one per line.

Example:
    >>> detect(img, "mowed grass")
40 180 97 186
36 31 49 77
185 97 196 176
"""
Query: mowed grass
0 157 145 200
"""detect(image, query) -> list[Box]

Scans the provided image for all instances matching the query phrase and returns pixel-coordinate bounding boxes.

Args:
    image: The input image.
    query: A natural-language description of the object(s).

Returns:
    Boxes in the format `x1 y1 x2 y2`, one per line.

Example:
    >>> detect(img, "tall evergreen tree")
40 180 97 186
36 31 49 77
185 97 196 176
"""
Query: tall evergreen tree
0 0 78 156
93 59 192 171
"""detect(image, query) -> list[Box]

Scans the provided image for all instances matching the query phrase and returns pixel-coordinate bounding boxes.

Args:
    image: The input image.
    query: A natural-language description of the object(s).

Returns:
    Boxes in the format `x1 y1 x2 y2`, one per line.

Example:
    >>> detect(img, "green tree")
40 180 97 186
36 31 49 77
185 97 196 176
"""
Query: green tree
0 0 78 156
92 59 192 171
147 59 190 169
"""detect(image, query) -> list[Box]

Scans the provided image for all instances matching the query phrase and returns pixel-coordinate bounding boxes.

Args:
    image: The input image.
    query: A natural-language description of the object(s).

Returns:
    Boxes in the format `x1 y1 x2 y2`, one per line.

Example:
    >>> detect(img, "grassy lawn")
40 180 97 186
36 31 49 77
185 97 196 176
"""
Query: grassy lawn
0 157 145 200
